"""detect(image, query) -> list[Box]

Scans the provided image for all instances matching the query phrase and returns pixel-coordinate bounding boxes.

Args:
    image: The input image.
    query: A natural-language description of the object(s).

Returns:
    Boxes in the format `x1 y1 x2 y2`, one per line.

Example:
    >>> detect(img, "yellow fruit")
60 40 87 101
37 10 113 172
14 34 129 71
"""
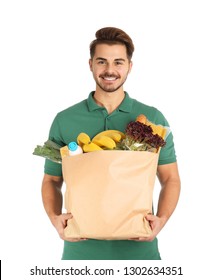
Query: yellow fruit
77 132 91 147
105 132 122 142
92 130 125 143
92 135 116 149
82 142 103 153
60 145 69 158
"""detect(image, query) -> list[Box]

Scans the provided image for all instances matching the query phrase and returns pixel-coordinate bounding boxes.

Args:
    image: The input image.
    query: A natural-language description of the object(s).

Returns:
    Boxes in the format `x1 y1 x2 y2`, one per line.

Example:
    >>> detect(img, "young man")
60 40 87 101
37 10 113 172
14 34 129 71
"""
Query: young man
41 27 181 260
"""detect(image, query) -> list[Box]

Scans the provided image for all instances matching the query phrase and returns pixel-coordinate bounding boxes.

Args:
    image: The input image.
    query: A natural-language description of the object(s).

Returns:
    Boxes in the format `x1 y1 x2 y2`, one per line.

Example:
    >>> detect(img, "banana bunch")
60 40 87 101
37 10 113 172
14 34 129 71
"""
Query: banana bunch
77 132 102 153
77 130 125 152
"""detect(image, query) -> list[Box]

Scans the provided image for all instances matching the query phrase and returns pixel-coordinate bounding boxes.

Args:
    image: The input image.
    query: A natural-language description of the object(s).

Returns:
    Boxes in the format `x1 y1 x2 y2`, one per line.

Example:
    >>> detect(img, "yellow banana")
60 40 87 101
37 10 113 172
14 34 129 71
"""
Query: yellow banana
92 130 125 143
83 142 103 152
77 132 91 147
105 132 122 142
92 135 116 150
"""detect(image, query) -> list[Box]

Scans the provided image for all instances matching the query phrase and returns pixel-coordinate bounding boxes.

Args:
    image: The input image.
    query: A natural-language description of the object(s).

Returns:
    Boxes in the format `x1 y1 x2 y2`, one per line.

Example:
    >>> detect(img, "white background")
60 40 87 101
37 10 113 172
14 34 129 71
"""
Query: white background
1 0 211 279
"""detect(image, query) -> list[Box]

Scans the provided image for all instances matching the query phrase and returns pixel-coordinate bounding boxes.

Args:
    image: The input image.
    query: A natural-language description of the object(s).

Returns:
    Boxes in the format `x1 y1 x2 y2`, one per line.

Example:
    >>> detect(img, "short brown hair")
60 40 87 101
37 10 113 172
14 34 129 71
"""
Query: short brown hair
90 27 134 61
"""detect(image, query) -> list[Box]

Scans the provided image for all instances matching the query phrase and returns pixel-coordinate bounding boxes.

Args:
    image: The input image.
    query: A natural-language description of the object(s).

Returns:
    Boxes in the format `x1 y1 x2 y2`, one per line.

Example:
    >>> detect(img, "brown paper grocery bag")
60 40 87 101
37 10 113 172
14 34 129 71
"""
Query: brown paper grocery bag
62 150 159 240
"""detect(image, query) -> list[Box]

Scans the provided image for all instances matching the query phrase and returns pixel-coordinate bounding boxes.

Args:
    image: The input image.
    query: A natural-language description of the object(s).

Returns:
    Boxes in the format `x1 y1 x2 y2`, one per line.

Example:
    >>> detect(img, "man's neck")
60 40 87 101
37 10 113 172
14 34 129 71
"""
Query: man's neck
93 89 125 114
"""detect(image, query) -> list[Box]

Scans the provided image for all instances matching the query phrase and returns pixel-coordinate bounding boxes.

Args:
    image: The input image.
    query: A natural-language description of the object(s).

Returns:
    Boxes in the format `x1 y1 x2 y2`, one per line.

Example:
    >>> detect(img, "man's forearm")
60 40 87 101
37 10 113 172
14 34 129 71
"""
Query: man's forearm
41 175 63 224
156 178 181 224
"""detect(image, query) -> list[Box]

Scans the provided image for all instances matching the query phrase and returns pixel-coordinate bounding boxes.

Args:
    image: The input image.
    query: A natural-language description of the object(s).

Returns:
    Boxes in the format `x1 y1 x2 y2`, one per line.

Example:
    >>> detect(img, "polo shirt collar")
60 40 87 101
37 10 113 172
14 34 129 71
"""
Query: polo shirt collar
87 91 133 113
118 92 133 112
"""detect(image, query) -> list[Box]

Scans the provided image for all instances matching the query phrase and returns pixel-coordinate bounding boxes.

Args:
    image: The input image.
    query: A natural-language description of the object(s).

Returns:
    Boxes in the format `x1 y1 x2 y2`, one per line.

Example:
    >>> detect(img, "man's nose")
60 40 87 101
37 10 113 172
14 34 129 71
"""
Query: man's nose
105 63 114 73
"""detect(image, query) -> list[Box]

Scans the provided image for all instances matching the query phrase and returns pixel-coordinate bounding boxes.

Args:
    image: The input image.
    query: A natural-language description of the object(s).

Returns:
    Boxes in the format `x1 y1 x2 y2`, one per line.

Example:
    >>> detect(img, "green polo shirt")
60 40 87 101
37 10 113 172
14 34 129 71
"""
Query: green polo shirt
44 91 177 260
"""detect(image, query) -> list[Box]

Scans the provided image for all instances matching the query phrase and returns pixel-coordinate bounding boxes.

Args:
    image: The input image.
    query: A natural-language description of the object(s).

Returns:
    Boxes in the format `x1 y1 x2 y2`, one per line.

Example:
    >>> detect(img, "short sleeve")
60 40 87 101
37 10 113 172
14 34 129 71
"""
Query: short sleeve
44 159 62 176
44 115 64 176
150 109 177 165
158 131 177 165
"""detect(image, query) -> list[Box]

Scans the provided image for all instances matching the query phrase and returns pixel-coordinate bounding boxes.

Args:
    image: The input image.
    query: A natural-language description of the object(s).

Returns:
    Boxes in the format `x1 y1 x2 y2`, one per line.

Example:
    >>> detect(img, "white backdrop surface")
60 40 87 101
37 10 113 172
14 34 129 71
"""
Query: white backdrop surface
1 0 211 279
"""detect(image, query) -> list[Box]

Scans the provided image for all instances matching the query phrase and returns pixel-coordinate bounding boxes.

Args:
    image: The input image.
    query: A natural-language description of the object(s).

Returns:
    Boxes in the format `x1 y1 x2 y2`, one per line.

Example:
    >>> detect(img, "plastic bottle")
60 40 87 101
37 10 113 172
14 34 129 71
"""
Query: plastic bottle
68 141 83 156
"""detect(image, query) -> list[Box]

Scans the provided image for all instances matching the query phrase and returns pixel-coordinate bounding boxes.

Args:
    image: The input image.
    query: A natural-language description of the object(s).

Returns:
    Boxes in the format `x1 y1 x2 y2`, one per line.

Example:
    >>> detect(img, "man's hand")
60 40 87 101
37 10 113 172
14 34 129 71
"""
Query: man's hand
52 213 87 242
129 214 167 242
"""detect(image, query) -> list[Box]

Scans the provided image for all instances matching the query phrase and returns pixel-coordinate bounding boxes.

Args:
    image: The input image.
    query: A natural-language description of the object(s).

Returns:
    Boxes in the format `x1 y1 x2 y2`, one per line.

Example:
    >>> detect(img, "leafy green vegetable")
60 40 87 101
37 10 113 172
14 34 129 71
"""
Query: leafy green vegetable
33 140 62 164
118 121 166 152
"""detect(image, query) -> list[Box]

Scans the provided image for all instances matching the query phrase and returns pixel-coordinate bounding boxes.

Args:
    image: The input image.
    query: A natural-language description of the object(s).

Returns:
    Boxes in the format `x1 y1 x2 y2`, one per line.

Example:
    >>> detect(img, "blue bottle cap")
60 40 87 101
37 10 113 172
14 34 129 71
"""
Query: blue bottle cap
68 141 78 151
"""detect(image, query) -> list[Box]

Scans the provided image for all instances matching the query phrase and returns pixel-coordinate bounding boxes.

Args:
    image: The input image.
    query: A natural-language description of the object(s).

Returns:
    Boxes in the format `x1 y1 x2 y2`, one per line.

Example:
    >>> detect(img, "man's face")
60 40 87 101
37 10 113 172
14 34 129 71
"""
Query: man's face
89 44 132 93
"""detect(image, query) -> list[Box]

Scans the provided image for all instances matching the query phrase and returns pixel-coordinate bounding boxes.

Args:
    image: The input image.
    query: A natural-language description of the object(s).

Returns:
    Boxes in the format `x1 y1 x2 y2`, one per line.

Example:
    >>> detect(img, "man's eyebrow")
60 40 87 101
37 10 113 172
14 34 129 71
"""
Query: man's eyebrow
114 58 126 61
96 57 126 61
96 57 107 61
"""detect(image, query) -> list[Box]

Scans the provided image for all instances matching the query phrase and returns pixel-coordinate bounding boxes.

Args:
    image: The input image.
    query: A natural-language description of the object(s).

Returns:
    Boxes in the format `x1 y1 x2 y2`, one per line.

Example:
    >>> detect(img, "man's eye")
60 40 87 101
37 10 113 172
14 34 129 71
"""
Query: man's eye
98 61 106 65
115 61 123 65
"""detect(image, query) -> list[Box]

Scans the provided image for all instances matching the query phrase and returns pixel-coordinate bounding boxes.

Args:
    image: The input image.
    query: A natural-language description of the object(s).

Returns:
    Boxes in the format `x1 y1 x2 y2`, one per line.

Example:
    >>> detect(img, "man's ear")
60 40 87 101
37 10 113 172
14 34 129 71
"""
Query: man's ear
89 59 93 71
129 61 133 73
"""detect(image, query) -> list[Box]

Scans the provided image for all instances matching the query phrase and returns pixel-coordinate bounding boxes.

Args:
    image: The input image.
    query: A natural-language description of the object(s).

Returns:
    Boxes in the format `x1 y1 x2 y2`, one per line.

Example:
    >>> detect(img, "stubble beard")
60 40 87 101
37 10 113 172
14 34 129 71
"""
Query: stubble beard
96 81 125 93
95 73 129 93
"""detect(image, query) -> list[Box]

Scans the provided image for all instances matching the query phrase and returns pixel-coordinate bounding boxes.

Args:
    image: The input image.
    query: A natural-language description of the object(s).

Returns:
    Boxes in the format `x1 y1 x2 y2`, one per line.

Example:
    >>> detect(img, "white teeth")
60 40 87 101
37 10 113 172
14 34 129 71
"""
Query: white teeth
104 77 116 80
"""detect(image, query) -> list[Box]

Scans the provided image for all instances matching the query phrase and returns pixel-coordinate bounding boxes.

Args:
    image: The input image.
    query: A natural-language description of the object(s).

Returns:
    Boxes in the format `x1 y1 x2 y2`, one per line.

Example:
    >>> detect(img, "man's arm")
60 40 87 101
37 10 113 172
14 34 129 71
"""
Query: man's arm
132 162 181 241
41 174 87 242
156 162 181 224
